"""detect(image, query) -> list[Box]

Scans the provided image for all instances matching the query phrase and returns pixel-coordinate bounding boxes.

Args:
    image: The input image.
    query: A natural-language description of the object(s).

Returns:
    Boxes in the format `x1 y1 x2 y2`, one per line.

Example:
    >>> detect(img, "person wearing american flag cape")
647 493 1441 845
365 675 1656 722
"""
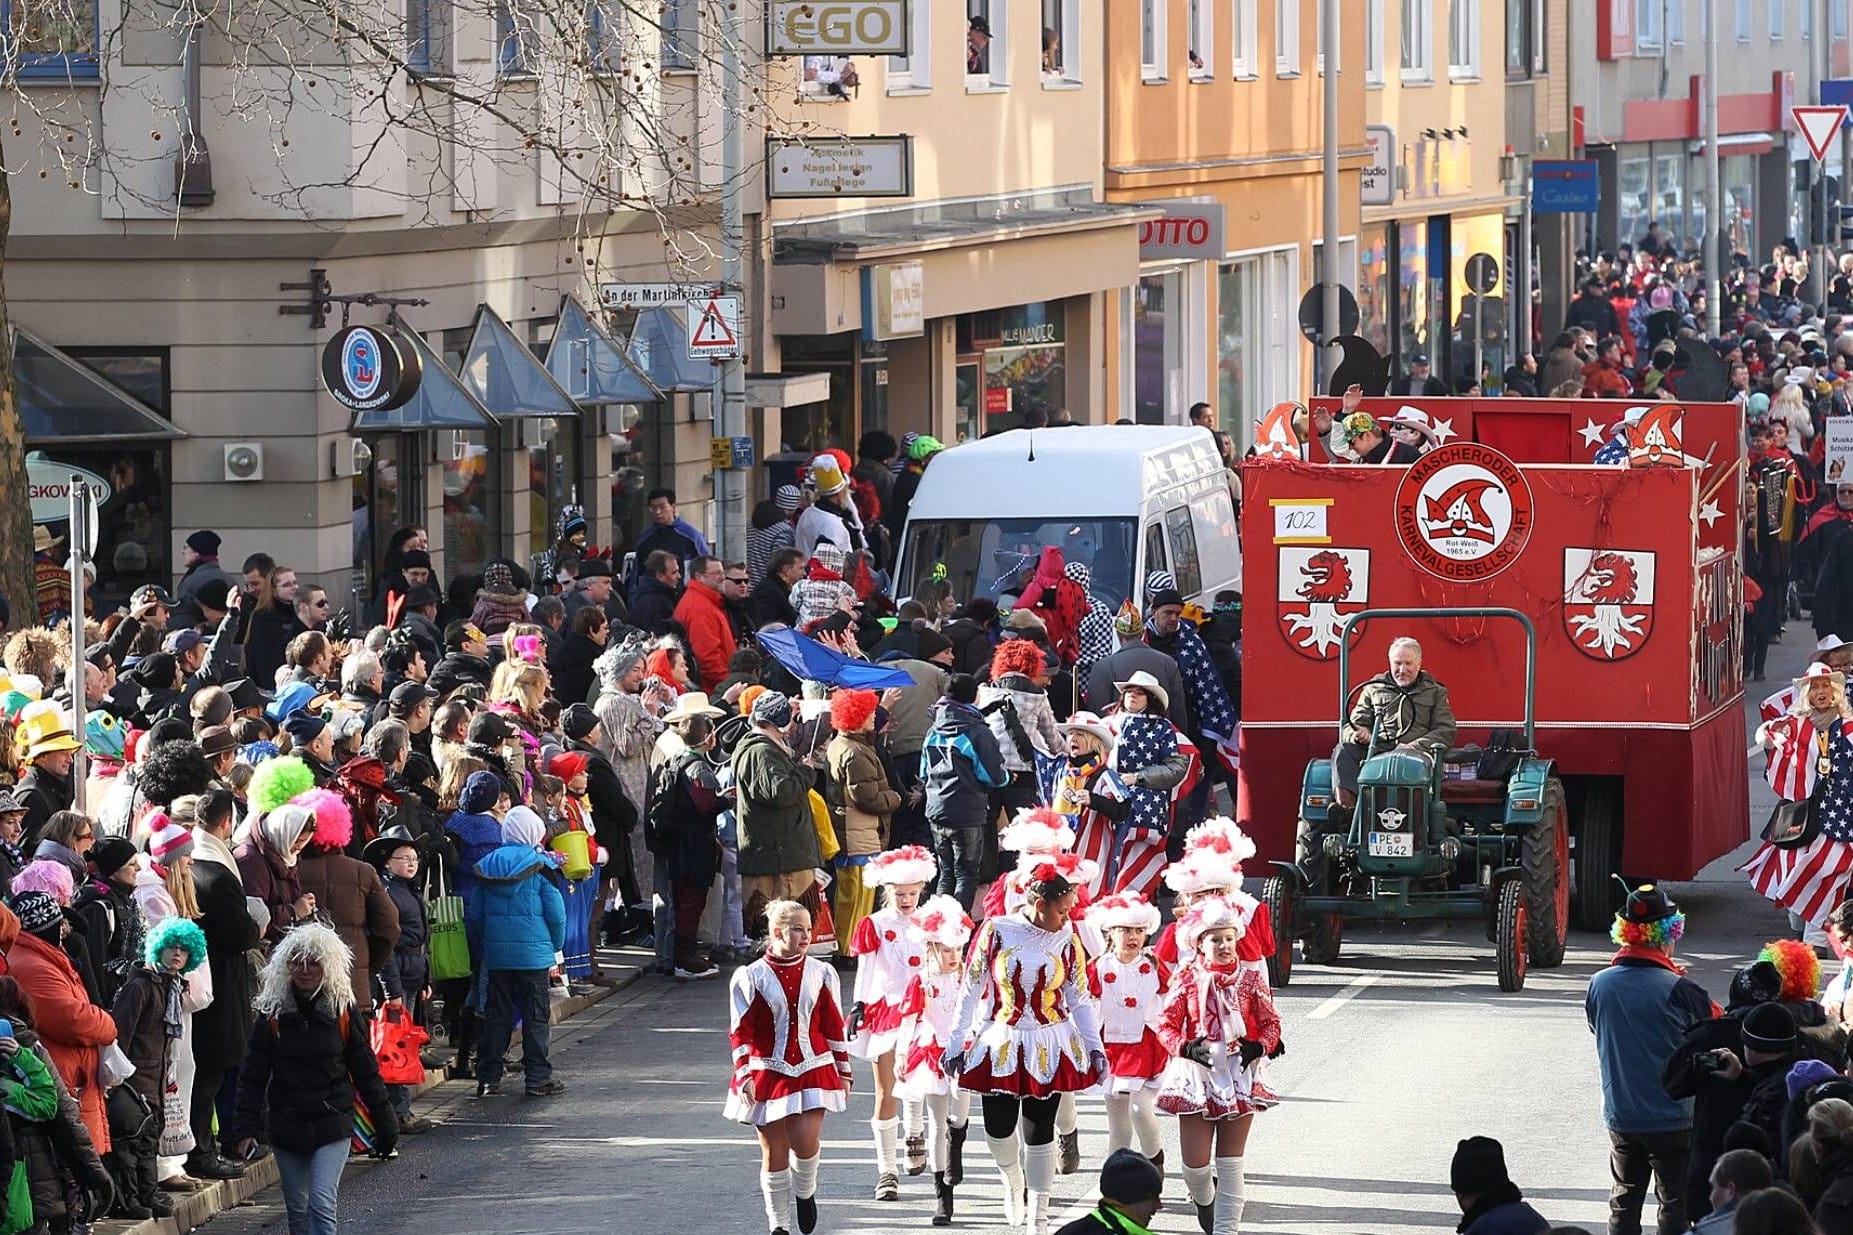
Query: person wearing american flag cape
1103 673 1195 900
1743 662 1853 928
1050 710 1137 899
1142 584 1241 828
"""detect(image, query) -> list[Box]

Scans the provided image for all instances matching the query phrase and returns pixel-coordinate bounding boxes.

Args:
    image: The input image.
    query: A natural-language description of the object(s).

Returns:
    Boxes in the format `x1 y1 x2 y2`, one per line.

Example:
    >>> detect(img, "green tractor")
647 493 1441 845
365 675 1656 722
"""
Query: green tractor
1261 607 1569 993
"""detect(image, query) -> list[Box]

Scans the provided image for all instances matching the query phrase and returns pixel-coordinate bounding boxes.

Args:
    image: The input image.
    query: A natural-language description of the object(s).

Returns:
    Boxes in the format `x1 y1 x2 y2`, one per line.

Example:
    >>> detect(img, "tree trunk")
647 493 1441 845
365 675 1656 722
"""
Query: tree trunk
0 159 39 632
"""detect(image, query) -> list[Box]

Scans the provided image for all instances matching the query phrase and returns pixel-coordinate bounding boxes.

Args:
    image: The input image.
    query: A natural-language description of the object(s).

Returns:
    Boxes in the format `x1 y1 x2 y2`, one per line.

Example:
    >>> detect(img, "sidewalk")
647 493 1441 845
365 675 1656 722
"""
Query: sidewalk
98 941 658 1235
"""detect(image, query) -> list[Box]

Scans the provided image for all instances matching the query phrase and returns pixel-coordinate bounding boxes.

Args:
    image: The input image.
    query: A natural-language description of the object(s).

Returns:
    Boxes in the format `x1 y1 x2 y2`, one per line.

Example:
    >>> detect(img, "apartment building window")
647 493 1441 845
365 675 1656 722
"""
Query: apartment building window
1188 0 1212 77
497 1 531 74
1275 0 1299 76
1669 0 1687 43
1836 0 1848 38
889 0 932 89
1141 0 1166 79
1770 0 1784 39
1802 0 1812 38
6 0 100 79
1505 0 1531 74
1316 0 1335 72
1634 0 1662 45
406 0 453 73
1366 0 1384 82
1448 0 1480 76
1042 0 1079 79
1402 0 1433 80
968 0 1005 83
586 1 620 73
1232 0 1257 78
662 0 697 69
1735 0 1752 40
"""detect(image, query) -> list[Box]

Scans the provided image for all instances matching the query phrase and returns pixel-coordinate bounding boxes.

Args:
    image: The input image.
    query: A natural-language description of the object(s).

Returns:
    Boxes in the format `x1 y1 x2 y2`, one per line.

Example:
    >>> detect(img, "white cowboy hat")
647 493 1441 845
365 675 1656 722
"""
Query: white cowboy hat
1818 635 1851 654
1796 662 1848 693
1379 405 1440 444
660 692 726 724
1059 710 1114 749
1112 670 1170 713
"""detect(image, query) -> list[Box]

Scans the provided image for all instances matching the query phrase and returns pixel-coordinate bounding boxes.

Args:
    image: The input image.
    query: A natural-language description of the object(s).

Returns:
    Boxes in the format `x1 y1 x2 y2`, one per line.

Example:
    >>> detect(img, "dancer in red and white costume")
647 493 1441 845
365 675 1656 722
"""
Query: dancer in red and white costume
1154 818 1277 981
848 844 936 1199
1087 891 1171 1166
896 894 975 1227
726 899 853 1235
945 852 1106 1235
1155 897 1282 1235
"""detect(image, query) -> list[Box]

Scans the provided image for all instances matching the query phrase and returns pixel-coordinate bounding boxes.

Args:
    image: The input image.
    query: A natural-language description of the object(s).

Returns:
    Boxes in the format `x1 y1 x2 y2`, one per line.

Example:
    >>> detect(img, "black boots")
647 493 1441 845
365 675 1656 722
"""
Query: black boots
947 1122 967 1186
932 1172 953 1227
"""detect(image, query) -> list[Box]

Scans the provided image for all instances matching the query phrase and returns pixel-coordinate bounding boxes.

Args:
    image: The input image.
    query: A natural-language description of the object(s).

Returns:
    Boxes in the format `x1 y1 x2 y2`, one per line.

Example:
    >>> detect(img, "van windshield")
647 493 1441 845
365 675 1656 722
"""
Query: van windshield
899 518 1138 612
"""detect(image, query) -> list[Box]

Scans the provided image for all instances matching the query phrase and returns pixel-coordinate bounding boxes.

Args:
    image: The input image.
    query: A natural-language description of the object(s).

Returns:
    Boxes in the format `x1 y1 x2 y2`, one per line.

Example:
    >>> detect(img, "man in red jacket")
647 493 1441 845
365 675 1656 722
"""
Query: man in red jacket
673 555 738 692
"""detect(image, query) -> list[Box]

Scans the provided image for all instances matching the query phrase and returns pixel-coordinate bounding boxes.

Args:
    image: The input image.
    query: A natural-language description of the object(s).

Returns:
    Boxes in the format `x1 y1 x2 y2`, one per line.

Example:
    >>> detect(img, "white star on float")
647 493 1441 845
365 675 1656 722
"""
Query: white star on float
1699 499 1723 528
1578 418 1607 448
1430 417 1457 445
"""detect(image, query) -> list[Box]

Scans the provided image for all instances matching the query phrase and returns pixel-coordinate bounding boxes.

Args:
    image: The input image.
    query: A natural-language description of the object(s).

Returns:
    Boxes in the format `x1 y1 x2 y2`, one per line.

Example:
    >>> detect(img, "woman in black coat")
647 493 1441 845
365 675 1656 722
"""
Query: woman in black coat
187 790 262 1175
549 609 607 710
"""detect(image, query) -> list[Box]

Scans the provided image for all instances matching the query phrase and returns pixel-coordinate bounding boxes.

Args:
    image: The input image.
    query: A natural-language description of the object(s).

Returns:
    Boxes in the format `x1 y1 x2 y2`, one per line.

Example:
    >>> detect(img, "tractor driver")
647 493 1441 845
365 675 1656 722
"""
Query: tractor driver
1333 636 1458 808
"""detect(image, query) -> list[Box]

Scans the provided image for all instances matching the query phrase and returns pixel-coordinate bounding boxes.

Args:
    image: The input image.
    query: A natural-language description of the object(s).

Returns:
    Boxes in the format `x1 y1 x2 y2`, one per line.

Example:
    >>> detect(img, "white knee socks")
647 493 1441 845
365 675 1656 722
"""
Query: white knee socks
987 1133 1024 1227
1103 1094 1133 1155
760 1167 793 1233
1214 1155 1246 1234
925 1093 951 1174
903 1096 924 1138
951 1090 972 1127
873 1116 900 1176
1024 1141 1058 1234
1055 1091 1079 1136
1182 1160 1216 1208
791 1152 820 1202
1130 1090 1163 1156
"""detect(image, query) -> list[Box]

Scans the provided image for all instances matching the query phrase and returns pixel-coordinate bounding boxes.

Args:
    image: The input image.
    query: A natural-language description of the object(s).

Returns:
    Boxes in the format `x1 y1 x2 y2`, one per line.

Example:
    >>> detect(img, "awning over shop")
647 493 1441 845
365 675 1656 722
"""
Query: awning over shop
545 296 662 404
13 328 182 443
461 305 580 419
350 322 494 431
628 307 724 393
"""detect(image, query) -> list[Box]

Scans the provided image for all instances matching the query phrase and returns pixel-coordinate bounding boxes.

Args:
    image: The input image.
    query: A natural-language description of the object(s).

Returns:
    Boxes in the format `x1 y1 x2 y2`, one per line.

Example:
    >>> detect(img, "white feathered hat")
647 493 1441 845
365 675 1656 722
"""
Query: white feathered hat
1178 894 1249 949
1185 816 1257 868
1014 850 1100 893
1090 891 1161 933
908 895 973 948
868 844 938 888
1000 807 1075 855
1163 849 1241 895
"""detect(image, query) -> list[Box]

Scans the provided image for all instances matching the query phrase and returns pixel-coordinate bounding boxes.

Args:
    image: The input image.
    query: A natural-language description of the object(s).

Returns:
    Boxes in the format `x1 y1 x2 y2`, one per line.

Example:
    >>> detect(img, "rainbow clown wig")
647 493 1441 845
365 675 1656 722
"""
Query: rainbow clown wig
1758 938 1822 1003
1610 883 1687 950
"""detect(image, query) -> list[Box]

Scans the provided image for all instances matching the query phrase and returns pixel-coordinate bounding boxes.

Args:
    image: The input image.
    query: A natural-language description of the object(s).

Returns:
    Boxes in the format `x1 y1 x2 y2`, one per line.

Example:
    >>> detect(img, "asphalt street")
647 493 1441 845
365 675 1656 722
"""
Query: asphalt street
196 636 1815 1235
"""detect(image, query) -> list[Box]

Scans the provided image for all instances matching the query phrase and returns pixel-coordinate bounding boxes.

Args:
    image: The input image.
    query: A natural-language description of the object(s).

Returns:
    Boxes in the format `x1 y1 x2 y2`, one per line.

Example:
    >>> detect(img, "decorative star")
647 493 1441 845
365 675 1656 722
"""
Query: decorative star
1578 418 1607 448
1430 417 1457 445
1699 500 1723 528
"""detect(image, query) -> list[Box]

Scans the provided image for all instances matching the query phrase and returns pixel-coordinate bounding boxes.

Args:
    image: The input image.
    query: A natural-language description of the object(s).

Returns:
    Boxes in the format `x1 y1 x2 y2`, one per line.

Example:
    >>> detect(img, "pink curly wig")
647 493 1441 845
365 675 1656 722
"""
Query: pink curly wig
1759 938 1822 1003
11 859 74 906
294 787 353 851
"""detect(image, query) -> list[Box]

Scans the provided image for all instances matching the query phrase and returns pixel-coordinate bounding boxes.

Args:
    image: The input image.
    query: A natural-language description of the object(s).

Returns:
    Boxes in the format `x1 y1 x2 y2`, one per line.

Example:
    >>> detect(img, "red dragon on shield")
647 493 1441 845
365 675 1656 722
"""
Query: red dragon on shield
1279 548 1370 660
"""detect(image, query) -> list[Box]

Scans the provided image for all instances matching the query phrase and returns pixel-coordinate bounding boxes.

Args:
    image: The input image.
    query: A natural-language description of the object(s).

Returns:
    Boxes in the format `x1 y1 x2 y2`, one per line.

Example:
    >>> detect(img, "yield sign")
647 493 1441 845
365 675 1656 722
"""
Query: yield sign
1794 105 1849 163
686 295 740 359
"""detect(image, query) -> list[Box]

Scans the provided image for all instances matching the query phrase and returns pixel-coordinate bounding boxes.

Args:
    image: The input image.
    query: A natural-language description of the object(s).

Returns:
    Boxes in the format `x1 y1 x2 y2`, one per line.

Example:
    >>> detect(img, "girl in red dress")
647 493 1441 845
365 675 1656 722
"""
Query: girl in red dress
847 845 937 1200
726 900 853 1235
1087 891 1170 1166
1153 817 1277 982
945 853 1106 1235
896 894 975 1226
1155 898 1282 1235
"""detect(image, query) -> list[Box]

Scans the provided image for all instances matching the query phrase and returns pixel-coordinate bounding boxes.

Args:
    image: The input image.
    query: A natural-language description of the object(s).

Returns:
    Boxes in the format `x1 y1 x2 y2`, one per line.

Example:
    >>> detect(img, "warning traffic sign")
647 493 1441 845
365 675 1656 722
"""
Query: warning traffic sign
1794 105 1849 163
686 296 741 360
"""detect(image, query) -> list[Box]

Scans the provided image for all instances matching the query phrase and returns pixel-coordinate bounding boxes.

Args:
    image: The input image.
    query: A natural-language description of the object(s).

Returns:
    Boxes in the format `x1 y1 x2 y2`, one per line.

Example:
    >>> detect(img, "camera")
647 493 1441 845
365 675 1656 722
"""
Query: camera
1696 1051 1731 1075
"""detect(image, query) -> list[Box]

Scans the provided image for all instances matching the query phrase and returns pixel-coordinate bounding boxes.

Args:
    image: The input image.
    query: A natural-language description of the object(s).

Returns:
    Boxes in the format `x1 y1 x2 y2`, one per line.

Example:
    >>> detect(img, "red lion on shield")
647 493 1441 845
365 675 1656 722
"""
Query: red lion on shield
1567 550 1652 660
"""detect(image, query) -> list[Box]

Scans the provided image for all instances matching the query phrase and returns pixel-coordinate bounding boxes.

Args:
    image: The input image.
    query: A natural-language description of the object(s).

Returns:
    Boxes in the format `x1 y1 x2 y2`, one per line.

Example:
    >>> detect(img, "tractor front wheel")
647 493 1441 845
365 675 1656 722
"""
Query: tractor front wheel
1302 914 1343 965
1523 779 1569 968
1260 876 1295 988
1495 879 1528 993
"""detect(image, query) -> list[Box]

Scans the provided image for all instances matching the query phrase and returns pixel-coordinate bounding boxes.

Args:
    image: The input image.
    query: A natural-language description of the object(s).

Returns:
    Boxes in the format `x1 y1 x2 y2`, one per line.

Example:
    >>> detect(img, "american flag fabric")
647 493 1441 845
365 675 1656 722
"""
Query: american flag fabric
1761 714 1828 800
1592 436 1628 465
1147 618 1240 775
1744 718 1853 926
1113 714 1181 835
1762 686 1797 724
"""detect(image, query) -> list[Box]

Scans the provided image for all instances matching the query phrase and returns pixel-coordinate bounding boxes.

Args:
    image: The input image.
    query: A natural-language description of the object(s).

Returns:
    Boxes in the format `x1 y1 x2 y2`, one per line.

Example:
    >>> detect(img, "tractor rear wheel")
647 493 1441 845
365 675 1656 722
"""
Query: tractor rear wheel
1260 876 1295 988
1523 779 1569 968
1570 780 1622 931
1495 879 1527 992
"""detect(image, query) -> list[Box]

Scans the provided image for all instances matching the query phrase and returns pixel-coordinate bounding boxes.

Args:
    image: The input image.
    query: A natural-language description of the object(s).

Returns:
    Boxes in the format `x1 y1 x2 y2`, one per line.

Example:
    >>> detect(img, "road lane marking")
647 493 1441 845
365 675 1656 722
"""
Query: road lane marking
1306 974 1380 1019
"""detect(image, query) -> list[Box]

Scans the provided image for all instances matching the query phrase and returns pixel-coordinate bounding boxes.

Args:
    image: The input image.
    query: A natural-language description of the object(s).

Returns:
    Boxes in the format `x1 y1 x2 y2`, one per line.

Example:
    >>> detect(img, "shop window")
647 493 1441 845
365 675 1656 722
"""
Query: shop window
1139 0 1165 79
407 0 452 74
1273 0 1298 76
611 404 664 558
663 0 697 68
1217 250 1295 452
1396 225 1432 364
1231 0 1256 77
1356 232 1392 358
967 0 1004 84
443 429 498 585
1365 0 1383 82
33 446 168 617
64 347 169 415
779 334 856 454
4 0 99 80
1186 0 1210 77
527 417 580 573
1164 506 1202 598
1401 0 1431 79
1448 0 1479 77
888 0 931 89
961 304 1067 433
1041 0 1078 79
1133 271 1184 425
353 435 413 602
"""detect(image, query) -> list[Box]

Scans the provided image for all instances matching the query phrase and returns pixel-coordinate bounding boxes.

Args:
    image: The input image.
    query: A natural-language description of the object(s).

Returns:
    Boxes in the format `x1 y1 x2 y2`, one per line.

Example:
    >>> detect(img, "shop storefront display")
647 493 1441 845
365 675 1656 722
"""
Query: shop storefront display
957 302 1067 433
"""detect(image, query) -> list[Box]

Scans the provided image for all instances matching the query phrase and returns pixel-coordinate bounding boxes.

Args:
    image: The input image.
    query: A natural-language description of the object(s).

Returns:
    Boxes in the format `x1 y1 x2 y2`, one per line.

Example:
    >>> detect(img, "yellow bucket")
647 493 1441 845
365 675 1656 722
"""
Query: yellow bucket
550 829 594 879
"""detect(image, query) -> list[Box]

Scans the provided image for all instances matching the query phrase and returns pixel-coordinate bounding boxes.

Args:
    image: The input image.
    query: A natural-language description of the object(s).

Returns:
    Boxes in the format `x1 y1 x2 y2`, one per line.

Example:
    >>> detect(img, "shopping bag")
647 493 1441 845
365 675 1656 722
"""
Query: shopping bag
369 1003 431 1086
428 862 472 982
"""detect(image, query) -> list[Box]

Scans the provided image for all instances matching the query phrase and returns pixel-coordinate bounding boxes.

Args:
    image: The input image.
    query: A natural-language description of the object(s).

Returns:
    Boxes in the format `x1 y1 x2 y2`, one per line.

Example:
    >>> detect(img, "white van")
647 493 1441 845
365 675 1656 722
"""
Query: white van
893 425 1241 613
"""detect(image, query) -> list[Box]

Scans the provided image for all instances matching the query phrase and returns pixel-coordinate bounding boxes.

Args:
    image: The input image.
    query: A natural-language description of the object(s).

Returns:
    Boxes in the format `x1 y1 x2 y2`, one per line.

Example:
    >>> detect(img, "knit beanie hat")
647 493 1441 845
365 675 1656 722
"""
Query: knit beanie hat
1450 1136 1511 1196
750 690 794 728
561 702 600 742
1099 1148 1163 1205
11 892 60 941
89 836 138 881
1742 1002 1798 1053
775 484 802 513
460 770 502 814
147 813 195 871
913 625 953 662
1789 1058 1840 1101
482 561 516 594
